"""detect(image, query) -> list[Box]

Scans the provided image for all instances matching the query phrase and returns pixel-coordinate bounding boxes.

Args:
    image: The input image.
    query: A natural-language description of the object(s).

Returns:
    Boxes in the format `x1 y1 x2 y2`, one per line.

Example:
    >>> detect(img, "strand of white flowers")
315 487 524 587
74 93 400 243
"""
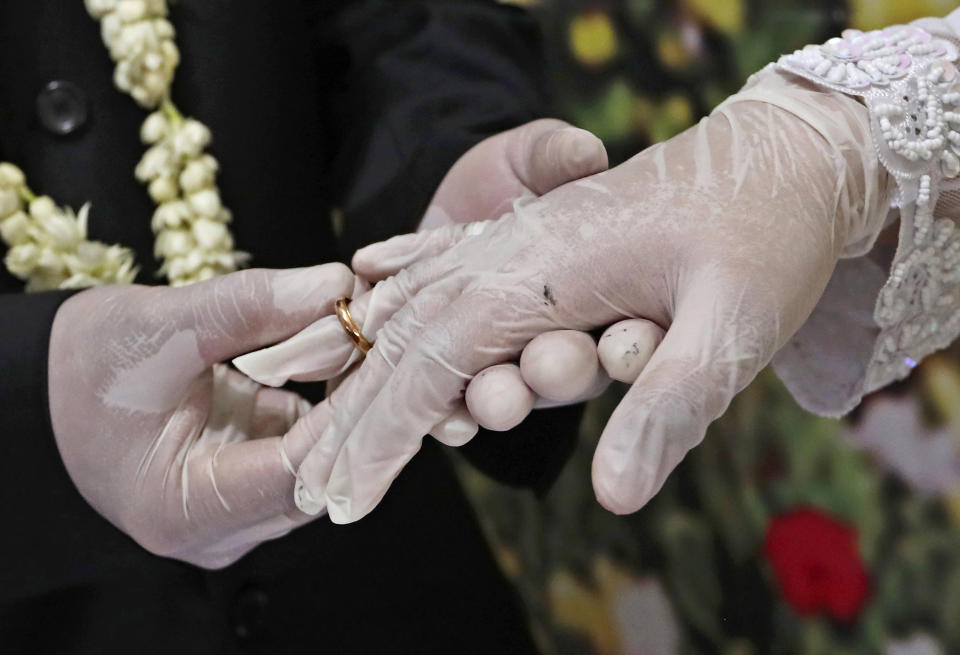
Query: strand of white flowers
86 0 248 286
0 0 247 290
0 163 138 291
138 102 249 285
86 0 178 109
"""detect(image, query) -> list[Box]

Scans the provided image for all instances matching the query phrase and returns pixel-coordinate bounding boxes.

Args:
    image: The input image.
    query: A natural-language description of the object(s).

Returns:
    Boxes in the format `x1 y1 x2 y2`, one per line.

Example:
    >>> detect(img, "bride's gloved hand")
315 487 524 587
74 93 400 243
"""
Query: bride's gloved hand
296 67 893 523
48 264 357 569
235 119 616 439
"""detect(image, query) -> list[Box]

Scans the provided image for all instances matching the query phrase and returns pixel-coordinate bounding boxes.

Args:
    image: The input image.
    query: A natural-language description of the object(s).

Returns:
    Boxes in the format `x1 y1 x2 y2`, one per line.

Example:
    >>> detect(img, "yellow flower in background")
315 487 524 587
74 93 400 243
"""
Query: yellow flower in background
922 356 960 428
547 558 680 655
684 0 743 35
657 29 694 70
922 356 960 531
661 94 693 126
850 0 957 31
548 569 621 655
570 10 618 68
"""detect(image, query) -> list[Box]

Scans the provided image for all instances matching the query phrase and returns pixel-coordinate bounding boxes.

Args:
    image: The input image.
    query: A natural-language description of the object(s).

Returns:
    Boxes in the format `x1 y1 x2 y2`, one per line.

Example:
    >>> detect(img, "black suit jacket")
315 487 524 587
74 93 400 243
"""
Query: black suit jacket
0 2 580 653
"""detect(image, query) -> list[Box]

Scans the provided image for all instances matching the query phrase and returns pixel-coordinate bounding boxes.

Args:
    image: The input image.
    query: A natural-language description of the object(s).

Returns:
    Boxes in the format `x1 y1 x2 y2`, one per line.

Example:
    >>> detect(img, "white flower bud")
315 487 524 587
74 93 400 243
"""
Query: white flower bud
172 120 211 157
112 24 148 59
179 159 215 193
213 250 245 269
5 243 40 277
113 61 133 92
37 248 67 274
84 0 118 19
151 200 191 232
0 188 22 218
0 211 30 245
60 273 96 289
101 12 123 45
68 242 137 285
198 154 219 172
194 266 218 282
37 212 84 250
142 72 169 102
140 112 167 143
130 85 152 107
166 250 204 280
160 39 179 70
154 18 175 40
181 249 205 273
148 176 179 203
29 196 57 221
135 144 174 181
0 163 26 187
143 51 163 71
24 271 67 292
129 21 158 50
67 241 105 274
155 228 194 258
188 188 222 217
191 218 229 250
117 0 148 23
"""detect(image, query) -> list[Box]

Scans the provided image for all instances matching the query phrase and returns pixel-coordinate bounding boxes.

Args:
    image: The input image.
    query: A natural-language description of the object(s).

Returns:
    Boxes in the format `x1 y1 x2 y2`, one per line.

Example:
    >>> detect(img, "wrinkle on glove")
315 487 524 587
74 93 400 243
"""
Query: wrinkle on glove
47 265 357 569
292 64 893 522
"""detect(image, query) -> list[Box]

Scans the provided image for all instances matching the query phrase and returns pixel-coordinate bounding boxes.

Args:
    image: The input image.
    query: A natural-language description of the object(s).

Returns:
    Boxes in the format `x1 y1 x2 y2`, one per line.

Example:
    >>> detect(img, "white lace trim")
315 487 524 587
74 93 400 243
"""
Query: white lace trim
778 24 960 393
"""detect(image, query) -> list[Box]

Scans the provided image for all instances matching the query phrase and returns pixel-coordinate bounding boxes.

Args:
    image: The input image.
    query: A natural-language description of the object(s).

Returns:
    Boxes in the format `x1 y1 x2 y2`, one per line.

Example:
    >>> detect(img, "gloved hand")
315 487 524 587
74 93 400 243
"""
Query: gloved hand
294 67 893 523
234 119 617 440
47 264 358 569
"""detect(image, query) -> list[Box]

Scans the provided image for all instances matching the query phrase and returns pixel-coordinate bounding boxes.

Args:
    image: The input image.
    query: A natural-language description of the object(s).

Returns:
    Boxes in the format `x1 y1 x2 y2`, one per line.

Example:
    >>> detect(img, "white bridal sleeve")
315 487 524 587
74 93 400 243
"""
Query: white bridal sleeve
724 10 960 416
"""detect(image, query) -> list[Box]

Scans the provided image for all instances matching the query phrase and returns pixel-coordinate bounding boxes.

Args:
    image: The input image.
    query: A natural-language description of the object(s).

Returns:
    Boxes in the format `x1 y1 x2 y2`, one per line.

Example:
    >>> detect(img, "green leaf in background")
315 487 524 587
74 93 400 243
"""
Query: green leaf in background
571 79 636 142
660 510 724 645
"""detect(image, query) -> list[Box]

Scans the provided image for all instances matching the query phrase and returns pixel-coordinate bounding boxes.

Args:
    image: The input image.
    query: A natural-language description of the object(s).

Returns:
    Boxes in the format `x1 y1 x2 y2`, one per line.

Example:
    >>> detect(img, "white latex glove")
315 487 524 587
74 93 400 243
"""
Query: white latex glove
47 264 358 569
235 119 615 441
295 67 893 523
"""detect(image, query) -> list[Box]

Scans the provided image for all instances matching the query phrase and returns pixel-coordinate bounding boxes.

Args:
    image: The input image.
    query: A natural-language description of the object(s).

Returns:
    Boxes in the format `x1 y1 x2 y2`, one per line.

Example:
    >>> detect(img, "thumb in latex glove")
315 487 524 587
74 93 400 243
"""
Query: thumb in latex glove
48 264 357 568
234 119 613 440
296 67 893 523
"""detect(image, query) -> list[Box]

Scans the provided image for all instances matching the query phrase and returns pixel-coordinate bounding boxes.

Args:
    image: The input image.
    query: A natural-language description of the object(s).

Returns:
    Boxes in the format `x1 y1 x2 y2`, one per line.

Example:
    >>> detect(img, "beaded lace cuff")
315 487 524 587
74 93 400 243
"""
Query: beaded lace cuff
778 23 960 396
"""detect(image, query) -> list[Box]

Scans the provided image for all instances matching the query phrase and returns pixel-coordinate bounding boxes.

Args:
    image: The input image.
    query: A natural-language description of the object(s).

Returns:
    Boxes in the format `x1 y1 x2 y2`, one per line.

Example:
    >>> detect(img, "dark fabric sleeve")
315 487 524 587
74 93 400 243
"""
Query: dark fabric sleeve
0 291 75 597
323 0 580 493
0 291 160 602
324 0 547 255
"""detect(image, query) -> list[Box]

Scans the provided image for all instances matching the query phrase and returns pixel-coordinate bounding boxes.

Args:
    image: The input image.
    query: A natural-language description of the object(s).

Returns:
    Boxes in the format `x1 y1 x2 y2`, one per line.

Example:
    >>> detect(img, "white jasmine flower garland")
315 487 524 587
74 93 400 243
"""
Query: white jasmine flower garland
0 0 247 290
137 102 249 285
0 163 138 291
86 0 179 108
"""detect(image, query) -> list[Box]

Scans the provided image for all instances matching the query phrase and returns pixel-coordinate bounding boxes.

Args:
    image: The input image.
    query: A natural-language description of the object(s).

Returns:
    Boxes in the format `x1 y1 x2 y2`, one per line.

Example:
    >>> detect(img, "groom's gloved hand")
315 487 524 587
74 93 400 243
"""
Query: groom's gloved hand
48 264 357 568
296 68 893 523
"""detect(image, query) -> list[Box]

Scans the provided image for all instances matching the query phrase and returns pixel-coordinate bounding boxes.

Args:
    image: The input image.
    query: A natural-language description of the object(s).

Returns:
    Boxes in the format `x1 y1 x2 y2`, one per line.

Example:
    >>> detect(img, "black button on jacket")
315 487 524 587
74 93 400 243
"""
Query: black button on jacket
0 1 581 653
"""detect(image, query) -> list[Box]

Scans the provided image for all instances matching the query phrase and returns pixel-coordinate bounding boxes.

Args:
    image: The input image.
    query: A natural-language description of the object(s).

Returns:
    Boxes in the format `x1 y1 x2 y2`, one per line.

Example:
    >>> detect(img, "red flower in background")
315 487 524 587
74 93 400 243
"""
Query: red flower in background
763 507 870 622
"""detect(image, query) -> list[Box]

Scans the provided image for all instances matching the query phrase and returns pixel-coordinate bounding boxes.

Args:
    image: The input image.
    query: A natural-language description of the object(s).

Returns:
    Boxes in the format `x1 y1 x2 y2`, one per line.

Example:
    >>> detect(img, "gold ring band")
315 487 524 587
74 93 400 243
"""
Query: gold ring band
335 297 373 355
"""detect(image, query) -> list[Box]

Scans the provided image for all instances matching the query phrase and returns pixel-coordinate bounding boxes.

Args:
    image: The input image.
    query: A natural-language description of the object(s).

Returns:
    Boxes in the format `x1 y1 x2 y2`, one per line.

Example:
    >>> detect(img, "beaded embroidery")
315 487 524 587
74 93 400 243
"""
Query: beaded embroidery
779 25 960 392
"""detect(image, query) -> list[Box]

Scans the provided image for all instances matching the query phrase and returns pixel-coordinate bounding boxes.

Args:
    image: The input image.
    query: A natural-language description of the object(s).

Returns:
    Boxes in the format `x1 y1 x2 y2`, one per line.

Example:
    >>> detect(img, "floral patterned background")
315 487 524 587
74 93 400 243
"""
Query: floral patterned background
453 1 960 654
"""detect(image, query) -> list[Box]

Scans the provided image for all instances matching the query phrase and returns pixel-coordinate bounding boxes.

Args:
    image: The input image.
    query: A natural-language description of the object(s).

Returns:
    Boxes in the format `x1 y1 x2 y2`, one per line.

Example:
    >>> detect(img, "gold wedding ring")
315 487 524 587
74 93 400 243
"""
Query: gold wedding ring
336 297 373 355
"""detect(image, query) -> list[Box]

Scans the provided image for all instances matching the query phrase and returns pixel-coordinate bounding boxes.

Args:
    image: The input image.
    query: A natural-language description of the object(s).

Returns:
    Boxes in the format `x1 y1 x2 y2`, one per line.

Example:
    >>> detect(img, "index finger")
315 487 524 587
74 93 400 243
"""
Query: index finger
322 291 552 523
